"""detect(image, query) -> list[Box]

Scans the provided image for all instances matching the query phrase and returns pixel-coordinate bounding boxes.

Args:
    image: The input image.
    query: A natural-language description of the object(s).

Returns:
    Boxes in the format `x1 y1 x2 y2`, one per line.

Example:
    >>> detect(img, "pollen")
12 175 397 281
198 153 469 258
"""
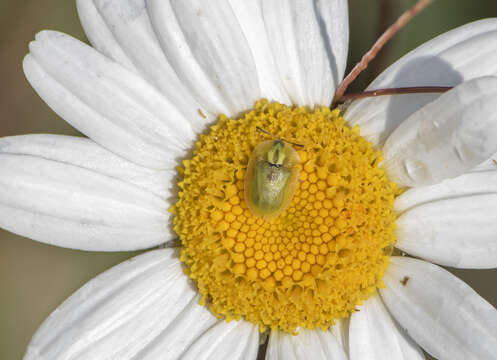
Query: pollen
172 100 399 333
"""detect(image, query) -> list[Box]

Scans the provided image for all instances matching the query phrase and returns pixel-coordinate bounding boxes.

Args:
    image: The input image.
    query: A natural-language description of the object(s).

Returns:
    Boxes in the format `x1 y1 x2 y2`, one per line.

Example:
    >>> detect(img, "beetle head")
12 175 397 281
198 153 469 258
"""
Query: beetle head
267 140 286 166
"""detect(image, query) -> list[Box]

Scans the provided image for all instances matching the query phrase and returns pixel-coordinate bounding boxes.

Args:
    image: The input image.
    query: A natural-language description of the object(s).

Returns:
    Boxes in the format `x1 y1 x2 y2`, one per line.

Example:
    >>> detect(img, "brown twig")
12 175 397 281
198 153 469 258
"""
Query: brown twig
336 86 451 103
332 0 436 106
371 0 396 82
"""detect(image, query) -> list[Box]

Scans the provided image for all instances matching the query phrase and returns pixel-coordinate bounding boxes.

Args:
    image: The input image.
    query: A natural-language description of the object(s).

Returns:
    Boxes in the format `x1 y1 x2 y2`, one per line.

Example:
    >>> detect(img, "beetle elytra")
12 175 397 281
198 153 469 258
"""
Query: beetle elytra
244 136 301 220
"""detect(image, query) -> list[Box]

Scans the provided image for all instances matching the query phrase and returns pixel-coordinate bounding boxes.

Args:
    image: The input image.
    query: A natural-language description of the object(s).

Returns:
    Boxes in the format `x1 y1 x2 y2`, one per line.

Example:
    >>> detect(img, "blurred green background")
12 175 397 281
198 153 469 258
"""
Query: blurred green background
1 1 497 359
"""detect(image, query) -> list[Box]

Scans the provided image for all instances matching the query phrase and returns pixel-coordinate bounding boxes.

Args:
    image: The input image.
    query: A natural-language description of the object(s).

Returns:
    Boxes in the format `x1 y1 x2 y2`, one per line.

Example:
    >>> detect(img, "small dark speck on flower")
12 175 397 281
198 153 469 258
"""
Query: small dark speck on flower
198 109 207 118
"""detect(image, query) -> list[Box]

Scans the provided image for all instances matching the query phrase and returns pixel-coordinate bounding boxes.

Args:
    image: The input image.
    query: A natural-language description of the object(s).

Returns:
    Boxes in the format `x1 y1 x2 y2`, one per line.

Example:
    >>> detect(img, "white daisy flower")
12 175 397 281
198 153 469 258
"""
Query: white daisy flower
2 0 497 359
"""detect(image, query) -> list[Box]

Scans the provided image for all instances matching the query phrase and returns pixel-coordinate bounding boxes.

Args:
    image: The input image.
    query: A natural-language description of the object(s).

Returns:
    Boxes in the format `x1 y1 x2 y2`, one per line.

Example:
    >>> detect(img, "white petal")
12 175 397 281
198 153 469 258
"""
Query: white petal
395 169 497 214
393 167 497 269
182 320 259 360
262 0 349 107
345 92 437 148
349 293 424 360
0 153 170 251
147 0 261 116
24 249 219 360
382 76 497 187
380 257 497 360
24 31 195 170
266 328 347 360
396 193 497 269
0 134 175 200
131 293 218 359
76 0 137 71
472 151 497 172
345 18 497 147
228 0 290 104
76 0 211 132
368 19 497 87
333 318 350 357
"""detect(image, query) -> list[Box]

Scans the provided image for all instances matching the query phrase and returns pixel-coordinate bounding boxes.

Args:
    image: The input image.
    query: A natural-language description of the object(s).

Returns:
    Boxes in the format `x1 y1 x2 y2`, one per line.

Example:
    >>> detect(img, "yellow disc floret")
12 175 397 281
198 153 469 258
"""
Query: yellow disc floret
172 100 399 333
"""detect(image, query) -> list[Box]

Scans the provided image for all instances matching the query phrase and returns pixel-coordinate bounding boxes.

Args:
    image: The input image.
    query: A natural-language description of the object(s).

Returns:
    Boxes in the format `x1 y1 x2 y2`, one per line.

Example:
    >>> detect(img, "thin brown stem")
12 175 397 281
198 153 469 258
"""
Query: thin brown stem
332 0 435 106
337 86 451 103
370 0 396 82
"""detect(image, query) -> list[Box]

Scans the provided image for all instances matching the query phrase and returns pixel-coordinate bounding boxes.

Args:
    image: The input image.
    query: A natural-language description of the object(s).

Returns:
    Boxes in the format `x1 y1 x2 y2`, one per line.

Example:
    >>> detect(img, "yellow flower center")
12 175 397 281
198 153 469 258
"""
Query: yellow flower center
172 100 399 333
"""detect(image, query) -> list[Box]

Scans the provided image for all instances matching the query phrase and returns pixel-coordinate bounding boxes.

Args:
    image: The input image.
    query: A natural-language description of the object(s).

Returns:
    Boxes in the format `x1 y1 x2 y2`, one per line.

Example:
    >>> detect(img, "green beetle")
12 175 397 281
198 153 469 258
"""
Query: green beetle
244 137 301 220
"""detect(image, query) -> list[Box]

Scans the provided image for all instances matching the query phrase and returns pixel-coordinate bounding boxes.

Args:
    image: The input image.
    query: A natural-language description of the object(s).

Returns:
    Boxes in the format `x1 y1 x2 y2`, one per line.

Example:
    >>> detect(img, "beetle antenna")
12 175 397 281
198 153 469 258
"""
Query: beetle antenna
332 0 435 106
256 126 275 138
286 140 304 148
256 126 304 148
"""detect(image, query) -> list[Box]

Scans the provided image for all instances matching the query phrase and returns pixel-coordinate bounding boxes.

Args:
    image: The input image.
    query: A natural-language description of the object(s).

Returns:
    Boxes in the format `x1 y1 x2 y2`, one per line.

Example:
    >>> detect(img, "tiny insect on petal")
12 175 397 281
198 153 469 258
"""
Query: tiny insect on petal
245 140 300 220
